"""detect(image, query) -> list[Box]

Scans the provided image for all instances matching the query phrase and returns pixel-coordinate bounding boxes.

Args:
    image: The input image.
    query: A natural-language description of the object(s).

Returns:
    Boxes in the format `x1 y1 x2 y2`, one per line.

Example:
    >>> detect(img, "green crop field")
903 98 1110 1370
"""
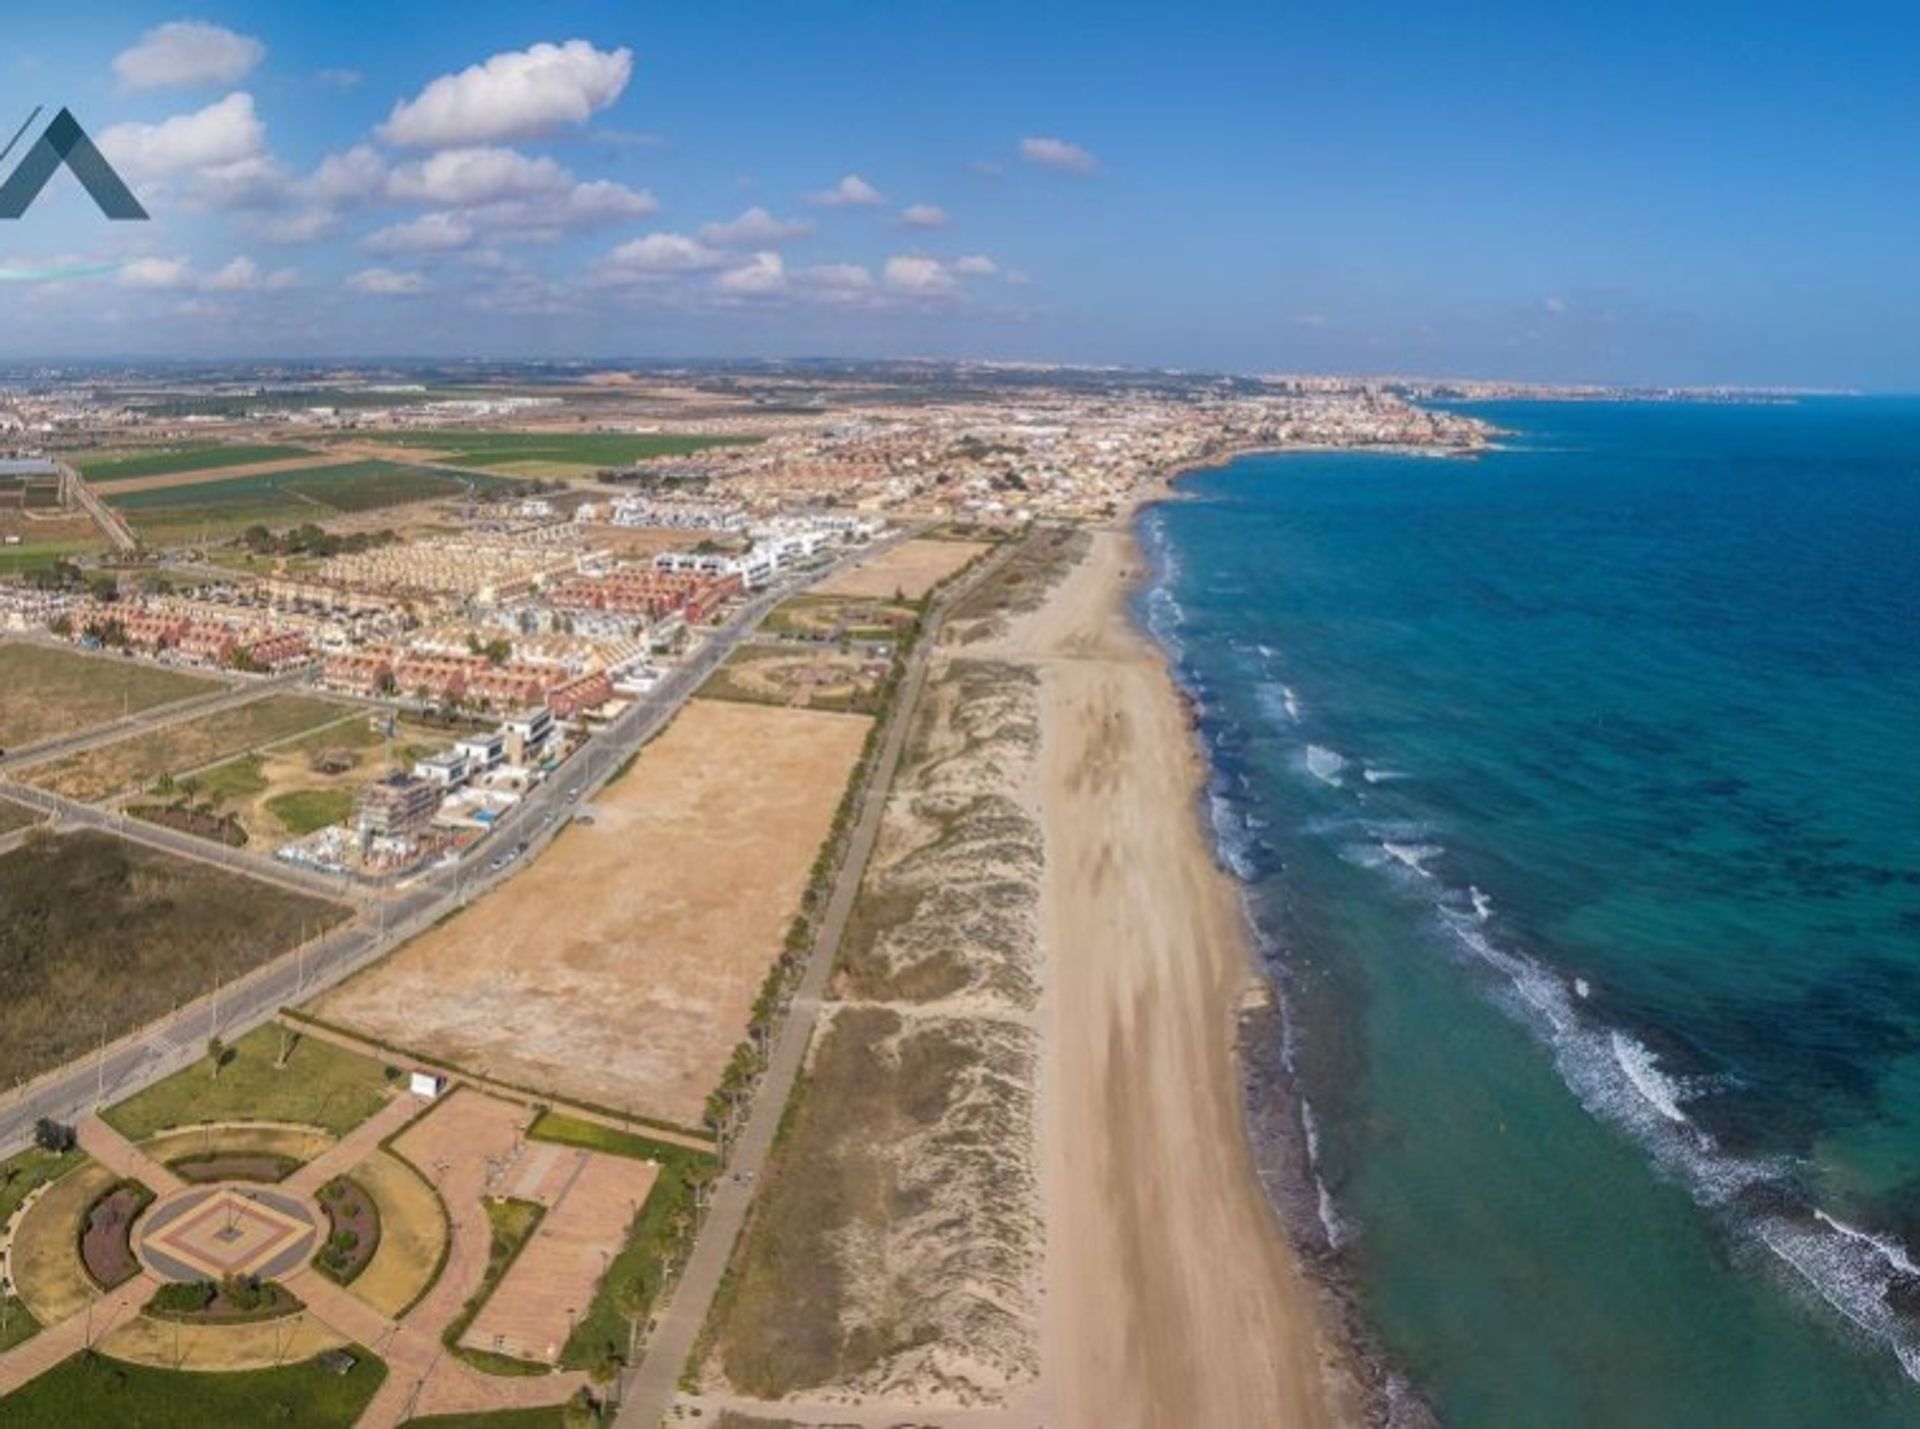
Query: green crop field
364 429 758 473
110 460 495 513
75 444 317 484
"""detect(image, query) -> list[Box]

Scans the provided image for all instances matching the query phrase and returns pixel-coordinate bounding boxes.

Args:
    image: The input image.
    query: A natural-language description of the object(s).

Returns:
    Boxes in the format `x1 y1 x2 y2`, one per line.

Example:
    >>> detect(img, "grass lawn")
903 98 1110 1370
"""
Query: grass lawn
0 1144 86 1232
0 642 219 752
103 1023 397 1141
400 1406 578 1428
185 752 269 803
0 1297 38 1352
265 787 357 834
76 444 316 484
0 538 106 578
526 1113 716 1378
0 1346 386 1427
0 833 350 1087
29 693 347 802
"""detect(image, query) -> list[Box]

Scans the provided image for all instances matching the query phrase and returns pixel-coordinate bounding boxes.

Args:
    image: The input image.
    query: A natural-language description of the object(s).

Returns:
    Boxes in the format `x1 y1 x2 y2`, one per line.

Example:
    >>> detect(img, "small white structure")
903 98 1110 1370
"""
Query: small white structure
409 1070 449 1099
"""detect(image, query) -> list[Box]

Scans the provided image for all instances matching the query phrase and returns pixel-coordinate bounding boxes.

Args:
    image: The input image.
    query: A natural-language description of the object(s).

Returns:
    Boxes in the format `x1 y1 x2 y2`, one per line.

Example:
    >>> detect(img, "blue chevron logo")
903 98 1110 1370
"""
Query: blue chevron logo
0 107 149 221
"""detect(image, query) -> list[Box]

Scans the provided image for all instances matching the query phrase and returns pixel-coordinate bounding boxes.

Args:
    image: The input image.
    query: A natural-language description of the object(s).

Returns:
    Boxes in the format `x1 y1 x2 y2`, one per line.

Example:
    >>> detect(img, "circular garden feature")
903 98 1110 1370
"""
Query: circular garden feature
135 1184 320 1286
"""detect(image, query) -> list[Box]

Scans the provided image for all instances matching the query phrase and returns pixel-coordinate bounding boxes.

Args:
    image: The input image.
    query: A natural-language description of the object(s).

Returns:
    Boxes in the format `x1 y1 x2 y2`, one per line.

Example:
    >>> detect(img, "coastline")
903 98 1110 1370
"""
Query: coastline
1021 491 1366 1425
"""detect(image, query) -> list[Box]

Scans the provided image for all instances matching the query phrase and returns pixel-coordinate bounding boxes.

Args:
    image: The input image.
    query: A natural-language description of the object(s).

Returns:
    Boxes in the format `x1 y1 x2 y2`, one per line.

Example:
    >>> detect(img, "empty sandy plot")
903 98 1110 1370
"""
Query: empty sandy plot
463 1149 656 1363
813 538 988 600
318 699 870 1126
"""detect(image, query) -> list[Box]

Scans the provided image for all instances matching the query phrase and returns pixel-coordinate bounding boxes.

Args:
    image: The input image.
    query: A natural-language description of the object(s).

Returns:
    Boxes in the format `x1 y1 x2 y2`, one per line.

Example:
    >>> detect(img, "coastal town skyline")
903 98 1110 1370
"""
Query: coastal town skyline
7 3 1920 387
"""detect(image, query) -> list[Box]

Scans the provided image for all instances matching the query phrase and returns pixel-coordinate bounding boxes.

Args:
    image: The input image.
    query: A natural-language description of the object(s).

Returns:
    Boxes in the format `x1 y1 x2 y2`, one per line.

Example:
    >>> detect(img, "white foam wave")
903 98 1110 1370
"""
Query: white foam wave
1469 885 1495 921
1609 1031 1690 1125
1362 766 1406 783
1817 1210 1920 1278
1382 842 1443 878
1304 744 1347 786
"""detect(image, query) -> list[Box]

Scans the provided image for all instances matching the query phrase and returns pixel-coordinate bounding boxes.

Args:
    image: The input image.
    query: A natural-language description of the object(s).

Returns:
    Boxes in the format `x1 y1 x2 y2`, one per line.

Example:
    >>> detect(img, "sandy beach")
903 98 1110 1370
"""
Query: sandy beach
1018 522 1360 1427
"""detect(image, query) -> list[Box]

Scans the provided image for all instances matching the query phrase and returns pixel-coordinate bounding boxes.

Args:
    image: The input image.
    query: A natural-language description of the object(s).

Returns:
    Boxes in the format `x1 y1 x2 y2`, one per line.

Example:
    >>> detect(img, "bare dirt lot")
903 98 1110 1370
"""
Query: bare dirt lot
317 698 871 1128
812 538 989 600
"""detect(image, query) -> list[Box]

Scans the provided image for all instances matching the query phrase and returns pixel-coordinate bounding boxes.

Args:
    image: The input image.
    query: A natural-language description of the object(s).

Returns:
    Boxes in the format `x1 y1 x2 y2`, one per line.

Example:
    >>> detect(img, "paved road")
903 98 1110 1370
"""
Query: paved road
613 534 1018 1427
0 531 910 1161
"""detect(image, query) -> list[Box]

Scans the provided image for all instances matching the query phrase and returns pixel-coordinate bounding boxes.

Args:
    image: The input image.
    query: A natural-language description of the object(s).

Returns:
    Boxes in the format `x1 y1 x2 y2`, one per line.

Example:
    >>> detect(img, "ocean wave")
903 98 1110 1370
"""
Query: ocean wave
1382 842 1444 879
1423 900 1920 1382
1304 744 1348 786
1609 1031 1690 1125
1362 766 1407 783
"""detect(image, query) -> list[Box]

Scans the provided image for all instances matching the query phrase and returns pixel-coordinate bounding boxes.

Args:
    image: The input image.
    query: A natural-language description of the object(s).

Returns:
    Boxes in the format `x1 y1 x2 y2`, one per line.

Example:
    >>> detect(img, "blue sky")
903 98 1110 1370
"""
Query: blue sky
2 1 1918 385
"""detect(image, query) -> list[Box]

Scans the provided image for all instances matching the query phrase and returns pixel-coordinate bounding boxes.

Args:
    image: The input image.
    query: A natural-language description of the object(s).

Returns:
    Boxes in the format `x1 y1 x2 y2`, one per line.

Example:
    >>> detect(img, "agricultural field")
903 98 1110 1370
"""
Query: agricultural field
162 712 445 847
701 643 895 715
0 830 348 1087
0 641 221 752
812 537 990 600
76 443 317 484
111 460 497 517
350 429 758 477
317 698 870 1129
24 693 349 802
0 533 106 579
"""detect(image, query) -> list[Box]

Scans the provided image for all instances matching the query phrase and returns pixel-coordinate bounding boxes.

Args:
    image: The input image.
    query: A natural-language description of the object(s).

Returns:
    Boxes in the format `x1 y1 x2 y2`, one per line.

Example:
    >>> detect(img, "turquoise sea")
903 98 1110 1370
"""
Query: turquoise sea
1138 400 1920 1425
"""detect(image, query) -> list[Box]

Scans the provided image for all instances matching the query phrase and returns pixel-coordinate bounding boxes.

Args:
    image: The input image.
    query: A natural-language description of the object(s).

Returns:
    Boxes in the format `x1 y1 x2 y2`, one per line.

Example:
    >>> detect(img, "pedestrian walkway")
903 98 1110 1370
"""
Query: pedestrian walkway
282 1093 423 1200
76 1117 186 1197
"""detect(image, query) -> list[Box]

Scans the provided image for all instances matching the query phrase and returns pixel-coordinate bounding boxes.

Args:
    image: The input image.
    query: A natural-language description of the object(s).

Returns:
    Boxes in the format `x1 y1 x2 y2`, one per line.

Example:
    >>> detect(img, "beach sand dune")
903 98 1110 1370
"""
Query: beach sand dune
1010 526 1359 1427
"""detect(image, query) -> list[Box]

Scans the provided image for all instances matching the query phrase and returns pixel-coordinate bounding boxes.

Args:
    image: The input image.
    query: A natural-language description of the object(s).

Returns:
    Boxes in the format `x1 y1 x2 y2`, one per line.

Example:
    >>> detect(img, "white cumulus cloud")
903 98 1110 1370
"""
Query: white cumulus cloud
601 232 727 276
114 22 264 91
203 256 297 291
380 40 632 148
388 147 571 205
348 267 429 295
899 203 949 229
884 254 960 296
698 206 813 247
119 256 193 289
99 92 267 183
953 254 999 276
715 251 786 294
1019 135 1098 173
362 212 475 254
807 174 884 207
